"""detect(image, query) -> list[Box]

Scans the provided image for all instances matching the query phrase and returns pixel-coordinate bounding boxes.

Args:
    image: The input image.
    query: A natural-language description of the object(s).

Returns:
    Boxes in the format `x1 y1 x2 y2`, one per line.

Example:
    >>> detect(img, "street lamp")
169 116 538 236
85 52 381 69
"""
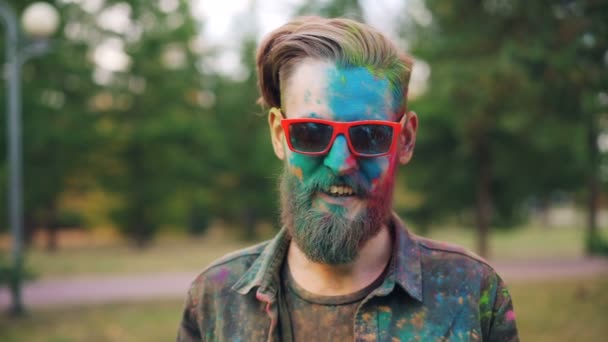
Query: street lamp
0 1 59 315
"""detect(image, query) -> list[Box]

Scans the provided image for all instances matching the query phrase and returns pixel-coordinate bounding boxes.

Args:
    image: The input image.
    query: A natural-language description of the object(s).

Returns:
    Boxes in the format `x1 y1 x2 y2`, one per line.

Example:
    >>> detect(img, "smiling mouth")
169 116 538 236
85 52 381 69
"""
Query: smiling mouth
321 185 355 197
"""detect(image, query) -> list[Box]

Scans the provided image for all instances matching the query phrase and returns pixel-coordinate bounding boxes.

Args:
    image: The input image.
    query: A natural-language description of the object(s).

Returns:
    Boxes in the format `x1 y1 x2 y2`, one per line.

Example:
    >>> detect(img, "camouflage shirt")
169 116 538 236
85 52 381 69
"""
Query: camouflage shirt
177 214 519 342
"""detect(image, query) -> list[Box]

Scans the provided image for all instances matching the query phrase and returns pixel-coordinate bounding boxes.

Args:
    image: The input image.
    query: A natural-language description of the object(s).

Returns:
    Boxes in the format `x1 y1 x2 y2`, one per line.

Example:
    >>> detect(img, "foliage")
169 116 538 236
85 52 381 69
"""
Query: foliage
202 38 280 239
0 254 35 288
93 0 212 246
1 0 606 250
404 0 607 255
0 0 104 245
297 0 363 19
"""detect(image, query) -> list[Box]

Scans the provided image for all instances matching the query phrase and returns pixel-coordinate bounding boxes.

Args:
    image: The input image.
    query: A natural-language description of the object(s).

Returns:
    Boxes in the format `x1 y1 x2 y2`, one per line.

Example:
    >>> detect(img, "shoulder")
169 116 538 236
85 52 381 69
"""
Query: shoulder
415 235 491 266
187 240 269 297
412 234 499 282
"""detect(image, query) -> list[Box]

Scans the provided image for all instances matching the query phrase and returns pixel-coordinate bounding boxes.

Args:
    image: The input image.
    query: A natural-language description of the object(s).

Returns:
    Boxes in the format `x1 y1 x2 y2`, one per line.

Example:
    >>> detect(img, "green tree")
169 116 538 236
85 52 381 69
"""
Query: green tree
0 0 104 251
551 0 608 254
404 0 605 257
96 0 211 247
297 0 363 19
203 33 280 240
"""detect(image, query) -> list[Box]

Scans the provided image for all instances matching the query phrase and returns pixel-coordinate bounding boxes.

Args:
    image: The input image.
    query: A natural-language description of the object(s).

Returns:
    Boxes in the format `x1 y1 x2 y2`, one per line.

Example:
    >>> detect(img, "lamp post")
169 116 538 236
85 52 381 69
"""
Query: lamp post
0 1 59 315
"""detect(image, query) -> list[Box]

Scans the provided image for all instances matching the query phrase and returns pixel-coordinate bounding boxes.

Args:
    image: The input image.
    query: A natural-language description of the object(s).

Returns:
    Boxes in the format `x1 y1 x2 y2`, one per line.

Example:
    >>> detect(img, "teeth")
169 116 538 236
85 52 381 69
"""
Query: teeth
328 185 354 196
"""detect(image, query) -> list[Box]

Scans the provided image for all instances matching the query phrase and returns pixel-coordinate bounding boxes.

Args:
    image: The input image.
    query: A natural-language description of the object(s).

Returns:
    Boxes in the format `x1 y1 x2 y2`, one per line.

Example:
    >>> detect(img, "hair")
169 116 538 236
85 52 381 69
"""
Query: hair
256 16 413 111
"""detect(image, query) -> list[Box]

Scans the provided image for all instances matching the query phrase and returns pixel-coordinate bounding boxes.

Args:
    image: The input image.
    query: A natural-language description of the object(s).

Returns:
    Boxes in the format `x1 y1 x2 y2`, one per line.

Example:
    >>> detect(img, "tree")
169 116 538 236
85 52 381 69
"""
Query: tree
552 0 608 254
404 0 601 257
0 0 104 251
95 0 212 247
202 28 280 240
297 0 363 19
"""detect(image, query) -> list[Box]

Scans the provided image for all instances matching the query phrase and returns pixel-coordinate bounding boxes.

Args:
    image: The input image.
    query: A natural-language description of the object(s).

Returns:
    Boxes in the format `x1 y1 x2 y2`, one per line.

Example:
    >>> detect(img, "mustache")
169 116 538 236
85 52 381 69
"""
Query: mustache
301 170 370 197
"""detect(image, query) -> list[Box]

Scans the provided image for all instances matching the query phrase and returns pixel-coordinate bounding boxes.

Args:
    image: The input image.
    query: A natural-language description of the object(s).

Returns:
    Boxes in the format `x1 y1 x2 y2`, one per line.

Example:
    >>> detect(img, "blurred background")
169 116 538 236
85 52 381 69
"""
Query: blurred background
0 0 606 341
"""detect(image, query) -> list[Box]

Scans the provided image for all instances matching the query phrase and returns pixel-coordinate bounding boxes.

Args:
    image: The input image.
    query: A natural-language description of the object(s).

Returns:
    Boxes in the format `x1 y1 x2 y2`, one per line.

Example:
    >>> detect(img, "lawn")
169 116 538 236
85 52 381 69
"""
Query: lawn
0 276 606 341
508 276 608 342
425 225 606 260
0 300 182 342
21 234 250 279
11 225 605 280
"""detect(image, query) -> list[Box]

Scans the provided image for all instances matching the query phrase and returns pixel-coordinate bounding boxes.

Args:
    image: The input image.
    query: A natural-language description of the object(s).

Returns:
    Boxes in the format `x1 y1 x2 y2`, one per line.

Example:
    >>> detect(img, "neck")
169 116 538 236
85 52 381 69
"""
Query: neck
286 224 392 296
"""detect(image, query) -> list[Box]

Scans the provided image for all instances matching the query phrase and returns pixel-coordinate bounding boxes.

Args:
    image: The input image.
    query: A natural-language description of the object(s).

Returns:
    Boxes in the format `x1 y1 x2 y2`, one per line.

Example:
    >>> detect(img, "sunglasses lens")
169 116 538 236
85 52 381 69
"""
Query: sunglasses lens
349 124 394 155
289 122 334 153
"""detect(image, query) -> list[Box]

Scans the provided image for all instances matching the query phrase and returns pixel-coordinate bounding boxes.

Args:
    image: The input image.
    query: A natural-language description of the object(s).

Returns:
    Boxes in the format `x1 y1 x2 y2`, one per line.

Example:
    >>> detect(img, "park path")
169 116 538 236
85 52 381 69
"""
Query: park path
1 257 607 309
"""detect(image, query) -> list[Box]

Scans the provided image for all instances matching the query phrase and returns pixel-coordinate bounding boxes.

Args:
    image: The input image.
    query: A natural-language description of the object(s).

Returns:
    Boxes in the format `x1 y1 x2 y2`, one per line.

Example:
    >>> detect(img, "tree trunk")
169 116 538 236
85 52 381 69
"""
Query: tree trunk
475 140 492 259
46 205 59 252
586 111 599 255
46 222 59 252
133 222 151 249
539 196 551 229
23 215 36 248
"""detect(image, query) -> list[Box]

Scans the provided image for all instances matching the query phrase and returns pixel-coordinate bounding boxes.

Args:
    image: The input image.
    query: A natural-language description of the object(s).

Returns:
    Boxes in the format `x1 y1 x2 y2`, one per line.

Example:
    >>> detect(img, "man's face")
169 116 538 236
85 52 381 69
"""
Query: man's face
269 59 415 264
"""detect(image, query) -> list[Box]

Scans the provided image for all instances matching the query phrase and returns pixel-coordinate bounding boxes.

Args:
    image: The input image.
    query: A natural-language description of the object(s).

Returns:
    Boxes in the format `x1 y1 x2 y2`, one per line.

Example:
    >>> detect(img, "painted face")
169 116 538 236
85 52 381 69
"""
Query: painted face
277 59 403 264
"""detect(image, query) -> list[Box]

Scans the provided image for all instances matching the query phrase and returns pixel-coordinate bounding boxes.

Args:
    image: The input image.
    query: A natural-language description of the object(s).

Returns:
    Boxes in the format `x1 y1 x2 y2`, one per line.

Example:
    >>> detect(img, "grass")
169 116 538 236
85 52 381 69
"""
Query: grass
509 276 608 342
0 300 182 342
425 225 608 260
22 234 250 279
0 225 605 279
0 276 605 342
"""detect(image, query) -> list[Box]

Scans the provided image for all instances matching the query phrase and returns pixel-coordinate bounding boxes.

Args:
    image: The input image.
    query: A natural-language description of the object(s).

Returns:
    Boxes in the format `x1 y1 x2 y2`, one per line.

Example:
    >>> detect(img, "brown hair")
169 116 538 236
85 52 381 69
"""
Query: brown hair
256 16 413 110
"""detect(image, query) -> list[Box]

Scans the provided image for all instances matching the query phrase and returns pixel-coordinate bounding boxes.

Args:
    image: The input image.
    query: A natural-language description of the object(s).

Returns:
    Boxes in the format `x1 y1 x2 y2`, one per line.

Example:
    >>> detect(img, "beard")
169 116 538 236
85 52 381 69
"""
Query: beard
279 165 395 265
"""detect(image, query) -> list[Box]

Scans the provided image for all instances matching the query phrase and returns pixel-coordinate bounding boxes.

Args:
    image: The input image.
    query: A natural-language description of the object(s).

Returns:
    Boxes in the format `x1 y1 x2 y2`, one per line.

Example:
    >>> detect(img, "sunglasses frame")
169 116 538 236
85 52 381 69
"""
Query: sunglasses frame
280 118 403 157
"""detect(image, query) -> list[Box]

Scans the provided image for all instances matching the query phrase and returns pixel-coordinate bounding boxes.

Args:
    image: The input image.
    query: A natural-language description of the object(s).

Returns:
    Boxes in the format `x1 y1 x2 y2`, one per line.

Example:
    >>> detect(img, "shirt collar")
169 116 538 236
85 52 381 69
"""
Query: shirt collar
231 213 423 302
387 213 423 302
232 228 290 299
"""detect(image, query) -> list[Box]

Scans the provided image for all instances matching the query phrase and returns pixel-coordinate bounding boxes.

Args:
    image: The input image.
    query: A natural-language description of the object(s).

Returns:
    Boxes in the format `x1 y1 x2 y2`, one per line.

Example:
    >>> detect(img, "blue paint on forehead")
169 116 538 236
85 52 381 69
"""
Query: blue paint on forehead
326 67 393 121
285 64 398 187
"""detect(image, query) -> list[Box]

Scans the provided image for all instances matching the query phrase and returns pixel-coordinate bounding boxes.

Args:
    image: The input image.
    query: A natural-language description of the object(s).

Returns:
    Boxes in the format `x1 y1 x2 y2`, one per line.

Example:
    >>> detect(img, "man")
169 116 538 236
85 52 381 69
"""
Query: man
178 16 518 342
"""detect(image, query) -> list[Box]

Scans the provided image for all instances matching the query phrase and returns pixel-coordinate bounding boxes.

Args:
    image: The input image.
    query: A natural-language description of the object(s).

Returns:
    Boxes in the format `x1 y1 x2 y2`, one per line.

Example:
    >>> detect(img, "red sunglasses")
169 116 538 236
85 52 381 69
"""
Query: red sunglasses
280 118 402 157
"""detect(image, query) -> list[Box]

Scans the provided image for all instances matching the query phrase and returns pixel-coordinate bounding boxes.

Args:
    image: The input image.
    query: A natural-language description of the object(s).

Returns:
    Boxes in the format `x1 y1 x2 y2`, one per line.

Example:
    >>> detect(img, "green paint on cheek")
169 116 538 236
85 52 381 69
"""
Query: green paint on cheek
287 151 322 180
290 165 303 181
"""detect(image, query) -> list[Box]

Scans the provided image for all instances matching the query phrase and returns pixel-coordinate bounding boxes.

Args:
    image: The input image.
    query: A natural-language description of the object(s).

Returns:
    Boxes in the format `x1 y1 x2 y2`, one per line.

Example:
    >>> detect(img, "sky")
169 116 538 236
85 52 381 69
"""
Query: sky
62 0 429 96
192 0 413 43
191 0 430 95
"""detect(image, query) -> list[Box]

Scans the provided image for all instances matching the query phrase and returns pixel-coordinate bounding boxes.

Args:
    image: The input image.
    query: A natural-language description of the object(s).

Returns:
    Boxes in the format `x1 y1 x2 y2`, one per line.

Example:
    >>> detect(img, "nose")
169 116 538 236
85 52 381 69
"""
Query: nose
323 135 358 175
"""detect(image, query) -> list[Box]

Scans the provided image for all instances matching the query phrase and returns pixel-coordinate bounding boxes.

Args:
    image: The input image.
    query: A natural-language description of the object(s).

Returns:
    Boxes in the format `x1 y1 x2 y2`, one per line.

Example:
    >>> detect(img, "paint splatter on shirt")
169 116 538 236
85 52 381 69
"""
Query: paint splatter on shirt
177 213 519 341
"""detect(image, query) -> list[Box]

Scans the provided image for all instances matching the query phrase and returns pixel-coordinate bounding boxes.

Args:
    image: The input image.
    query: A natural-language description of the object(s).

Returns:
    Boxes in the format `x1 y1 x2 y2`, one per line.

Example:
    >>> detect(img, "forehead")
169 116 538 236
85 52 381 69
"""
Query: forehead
282 59 396 121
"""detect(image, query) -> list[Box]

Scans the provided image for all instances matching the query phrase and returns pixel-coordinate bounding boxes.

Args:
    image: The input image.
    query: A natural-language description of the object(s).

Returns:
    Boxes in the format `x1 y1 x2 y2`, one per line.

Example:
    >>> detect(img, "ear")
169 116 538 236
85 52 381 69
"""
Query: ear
398 111 418 165
268 107 286 160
